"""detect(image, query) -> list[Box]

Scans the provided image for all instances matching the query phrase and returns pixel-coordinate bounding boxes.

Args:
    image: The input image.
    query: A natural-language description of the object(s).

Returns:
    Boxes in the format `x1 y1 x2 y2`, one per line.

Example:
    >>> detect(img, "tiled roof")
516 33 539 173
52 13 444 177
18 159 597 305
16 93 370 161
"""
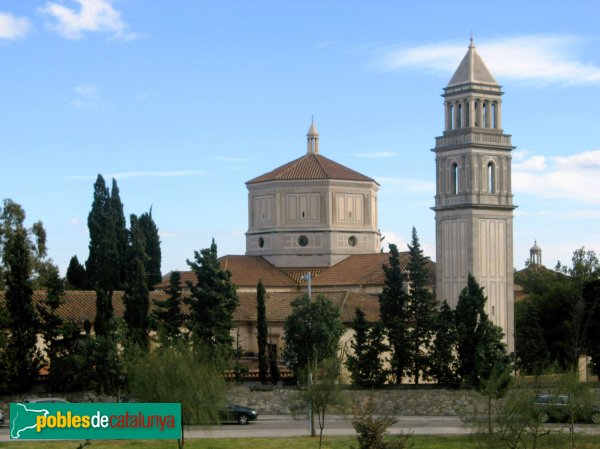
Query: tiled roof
234 291 380 323
246 153 377 185
0 290 169 324
0 289 380 325
154 253 435 290
154 256 297 289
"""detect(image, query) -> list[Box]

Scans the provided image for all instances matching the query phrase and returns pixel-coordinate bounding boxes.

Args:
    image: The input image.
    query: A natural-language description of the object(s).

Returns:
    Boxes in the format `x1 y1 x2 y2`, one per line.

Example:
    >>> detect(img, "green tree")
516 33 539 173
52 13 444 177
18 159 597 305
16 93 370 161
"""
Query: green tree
0 300 12 393
455 273 487 384
36 265 65 386
378 243 409 384
405 227 437 384
0 199 57 289
86 175 120 336
269 345 280 385
138 208 162 290
4 226 43 391
152 271 185 342
300 357 347 446
515 300 548 374
583 279 600 376
429 300 459 387
84 320 127 399
256 280 269 384
66 255 87 289
186 239 238 350
110 178 128 289
123 214 150 349
128 342 227 449
283 294 344 378
346 308 387 387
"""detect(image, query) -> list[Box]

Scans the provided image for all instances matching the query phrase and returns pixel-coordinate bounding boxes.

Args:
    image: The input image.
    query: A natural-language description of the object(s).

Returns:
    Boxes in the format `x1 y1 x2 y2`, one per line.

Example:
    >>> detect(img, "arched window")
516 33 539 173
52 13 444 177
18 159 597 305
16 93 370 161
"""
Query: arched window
465 101 470 127
483 102 488 128
487 162 495 193
449 104 454 130
452 163 459 194
457 104 462 128
474 101 479 127
491 103 497 128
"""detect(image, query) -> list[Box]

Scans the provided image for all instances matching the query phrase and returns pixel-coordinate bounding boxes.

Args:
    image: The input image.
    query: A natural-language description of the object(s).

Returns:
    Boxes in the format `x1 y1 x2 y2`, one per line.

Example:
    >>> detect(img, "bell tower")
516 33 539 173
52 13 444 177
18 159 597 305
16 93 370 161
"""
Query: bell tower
433 39 515 351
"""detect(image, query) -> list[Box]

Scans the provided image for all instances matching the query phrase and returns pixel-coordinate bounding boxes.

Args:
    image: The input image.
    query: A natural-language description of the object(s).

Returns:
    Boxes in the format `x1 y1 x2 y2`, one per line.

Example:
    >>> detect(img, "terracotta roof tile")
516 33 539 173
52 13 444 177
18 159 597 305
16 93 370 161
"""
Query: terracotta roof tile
246 153 377 185
154 253 436 290
234 290 380 324
154 256 297 289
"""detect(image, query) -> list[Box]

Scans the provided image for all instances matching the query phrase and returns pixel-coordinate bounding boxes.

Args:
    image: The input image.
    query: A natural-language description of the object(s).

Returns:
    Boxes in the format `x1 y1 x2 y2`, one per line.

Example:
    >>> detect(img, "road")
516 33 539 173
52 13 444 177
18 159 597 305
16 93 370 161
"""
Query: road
185 415 469 438
2 415 600 441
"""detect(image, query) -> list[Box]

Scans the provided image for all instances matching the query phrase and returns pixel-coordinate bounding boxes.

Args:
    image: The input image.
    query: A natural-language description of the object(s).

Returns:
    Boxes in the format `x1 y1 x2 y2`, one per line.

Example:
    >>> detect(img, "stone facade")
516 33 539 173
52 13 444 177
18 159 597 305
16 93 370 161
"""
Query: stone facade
433 39 515 351
245 122 381 267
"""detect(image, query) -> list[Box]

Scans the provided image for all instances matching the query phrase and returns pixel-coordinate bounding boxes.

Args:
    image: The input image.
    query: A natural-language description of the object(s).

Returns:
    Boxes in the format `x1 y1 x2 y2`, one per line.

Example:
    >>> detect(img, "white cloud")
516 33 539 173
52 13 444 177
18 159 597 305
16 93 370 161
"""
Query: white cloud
380 230 408 251
353 151 398 159
513 150 600 204
0 12 31 40
377 35 600 86
40 0 142 41
71 83 100 109
65 170 209 180
513 155 547 171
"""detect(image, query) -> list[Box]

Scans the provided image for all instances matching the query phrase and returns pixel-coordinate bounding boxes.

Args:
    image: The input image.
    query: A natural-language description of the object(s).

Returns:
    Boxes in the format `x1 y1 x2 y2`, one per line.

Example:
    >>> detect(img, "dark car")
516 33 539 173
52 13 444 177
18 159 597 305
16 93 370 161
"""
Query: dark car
220 403 258 425
531 394 600 424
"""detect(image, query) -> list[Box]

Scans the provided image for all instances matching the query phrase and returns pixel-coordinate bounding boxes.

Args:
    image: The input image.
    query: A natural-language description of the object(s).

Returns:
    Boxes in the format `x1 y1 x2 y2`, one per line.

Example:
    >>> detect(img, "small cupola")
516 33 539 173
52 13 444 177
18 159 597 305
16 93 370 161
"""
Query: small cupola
307 120 319 154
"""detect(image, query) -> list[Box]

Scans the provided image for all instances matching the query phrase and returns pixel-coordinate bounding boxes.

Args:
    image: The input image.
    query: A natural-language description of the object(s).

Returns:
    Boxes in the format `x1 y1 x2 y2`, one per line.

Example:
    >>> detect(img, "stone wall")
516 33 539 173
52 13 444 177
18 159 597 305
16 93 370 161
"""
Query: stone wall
226 385 484 416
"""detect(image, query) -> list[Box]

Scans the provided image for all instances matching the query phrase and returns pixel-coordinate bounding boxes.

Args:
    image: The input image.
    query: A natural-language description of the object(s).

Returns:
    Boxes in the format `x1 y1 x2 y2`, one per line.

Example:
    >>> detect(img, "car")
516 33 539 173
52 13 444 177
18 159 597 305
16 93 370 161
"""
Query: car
24 397 69 404
0 409 4 424
531 394 600 424
220 403 258 425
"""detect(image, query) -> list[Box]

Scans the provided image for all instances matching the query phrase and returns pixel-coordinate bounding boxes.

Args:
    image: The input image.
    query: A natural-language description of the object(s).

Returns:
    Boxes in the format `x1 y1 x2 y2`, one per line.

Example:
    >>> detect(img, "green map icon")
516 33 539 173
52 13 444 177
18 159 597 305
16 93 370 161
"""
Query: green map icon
10 403 50 439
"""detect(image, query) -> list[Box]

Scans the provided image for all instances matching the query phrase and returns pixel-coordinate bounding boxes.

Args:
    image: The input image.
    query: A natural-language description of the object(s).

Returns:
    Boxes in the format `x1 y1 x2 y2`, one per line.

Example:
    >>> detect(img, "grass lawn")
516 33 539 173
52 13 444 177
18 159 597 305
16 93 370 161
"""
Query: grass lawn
1 435 599 449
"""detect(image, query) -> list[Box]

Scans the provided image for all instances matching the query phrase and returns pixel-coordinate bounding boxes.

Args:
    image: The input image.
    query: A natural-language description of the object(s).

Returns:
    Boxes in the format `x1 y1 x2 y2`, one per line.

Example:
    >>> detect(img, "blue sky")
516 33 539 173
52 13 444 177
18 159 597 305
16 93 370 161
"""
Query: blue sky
1 0 599 276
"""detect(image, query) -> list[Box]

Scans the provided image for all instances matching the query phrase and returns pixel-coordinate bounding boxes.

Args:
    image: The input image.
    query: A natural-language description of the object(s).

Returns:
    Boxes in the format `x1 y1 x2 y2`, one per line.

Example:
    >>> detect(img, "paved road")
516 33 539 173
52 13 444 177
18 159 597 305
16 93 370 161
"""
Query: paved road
185 415 470 439
2 415 599 441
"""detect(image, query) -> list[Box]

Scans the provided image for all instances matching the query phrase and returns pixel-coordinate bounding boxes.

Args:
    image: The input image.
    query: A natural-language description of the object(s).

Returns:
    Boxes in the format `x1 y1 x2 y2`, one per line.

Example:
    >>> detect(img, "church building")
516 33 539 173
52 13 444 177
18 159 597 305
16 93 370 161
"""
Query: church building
1 40 516 364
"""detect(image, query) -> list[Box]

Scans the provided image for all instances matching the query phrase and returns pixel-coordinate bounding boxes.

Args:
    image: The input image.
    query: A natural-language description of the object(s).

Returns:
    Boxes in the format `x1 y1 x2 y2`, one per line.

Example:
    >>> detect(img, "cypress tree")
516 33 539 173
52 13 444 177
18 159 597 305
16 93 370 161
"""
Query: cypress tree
405 227 437 384
123 214 150 349
139 208 162 290
256 280 268 384
66 255 87 289
86 175 119 336
430 300 459 386
455 274 510 386
4 227 42 391
37 265 64 379
110 179 128 289
153 271 184 342
378 243 409 384
515 301 548 374
455 274 487 383
186 239 239 350
346 308 387 387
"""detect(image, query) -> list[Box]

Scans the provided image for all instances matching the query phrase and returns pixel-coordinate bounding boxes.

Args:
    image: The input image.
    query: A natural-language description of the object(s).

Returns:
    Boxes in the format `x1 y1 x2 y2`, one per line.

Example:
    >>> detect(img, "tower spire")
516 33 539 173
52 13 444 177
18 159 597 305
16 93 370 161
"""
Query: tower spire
307 119 319 154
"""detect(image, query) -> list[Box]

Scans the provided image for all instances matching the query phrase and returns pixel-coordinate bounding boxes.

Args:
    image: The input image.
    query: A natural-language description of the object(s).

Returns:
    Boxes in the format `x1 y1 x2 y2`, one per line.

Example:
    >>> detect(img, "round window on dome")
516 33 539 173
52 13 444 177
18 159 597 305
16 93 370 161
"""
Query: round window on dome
298 235 309 247
258 237 264 248
348 236 357 247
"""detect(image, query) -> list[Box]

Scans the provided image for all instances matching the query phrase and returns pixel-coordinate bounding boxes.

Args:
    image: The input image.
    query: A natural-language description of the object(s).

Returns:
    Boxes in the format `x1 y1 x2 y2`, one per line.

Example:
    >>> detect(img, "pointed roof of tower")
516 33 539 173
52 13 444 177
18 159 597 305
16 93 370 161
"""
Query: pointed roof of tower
447 38 498 87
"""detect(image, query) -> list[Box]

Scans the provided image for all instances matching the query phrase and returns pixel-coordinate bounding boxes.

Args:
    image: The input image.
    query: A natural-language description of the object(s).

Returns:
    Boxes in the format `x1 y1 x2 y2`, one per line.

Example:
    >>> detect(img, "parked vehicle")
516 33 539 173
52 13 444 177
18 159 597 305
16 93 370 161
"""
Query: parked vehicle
23 398 68 404
0 409 4 424
220 403 258 425
531 394 600 424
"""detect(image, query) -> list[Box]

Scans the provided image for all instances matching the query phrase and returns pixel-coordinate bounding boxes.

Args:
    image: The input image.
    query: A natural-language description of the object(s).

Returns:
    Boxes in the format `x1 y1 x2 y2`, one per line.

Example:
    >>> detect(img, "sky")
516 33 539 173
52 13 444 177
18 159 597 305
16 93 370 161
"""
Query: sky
1 0 599 277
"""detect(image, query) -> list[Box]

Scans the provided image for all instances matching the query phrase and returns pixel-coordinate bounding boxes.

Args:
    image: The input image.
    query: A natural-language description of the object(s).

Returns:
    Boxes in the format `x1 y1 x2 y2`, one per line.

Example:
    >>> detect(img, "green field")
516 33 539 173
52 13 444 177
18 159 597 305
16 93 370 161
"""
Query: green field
1 435 599 449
